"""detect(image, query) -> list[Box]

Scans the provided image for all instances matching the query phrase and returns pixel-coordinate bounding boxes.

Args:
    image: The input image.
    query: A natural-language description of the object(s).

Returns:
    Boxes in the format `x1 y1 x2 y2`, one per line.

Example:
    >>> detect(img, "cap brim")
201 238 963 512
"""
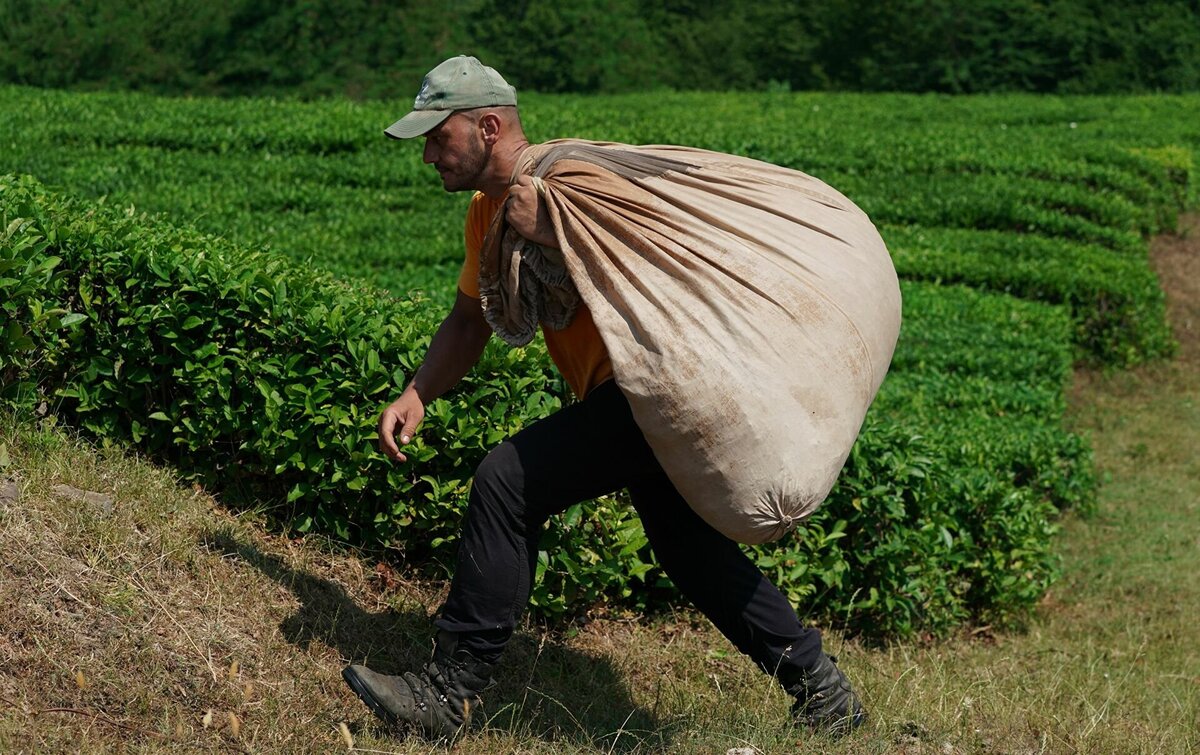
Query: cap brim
384 109 453 139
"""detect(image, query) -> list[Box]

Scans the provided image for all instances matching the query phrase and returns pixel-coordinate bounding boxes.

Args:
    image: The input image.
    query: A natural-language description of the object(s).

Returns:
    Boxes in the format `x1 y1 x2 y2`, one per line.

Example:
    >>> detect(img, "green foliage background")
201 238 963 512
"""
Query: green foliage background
1 0 1198 97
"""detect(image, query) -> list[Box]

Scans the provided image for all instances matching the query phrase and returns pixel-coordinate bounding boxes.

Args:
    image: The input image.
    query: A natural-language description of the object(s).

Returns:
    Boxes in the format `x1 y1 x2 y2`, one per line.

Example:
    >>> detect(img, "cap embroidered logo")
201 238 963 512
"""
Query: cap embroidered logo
414 80 432 108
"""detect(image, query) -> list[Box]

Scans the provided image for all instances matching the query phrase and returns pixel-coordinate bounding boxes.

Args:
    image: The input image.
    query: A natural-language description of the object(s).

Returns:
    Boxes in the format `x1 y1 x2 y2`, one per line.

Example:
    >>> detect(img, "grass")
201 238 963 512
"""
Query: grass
1 218 1197 753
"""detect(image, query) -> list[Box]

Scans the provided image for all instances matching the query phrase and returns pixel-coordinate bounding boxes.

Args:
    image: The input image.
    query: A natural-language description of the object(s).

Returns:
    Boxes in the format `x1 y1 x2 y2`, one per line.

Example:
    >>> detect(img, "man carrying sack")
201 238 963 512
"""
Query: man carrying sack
342 55 901 742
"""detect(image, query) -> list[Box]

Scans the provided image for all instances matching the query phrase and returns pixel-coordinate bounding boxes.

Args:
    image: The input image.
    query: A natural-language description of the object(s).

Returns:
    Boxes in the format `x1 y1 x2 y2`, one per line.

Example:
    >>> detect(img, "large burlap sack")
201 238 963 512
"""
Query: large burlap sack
479 140 901 545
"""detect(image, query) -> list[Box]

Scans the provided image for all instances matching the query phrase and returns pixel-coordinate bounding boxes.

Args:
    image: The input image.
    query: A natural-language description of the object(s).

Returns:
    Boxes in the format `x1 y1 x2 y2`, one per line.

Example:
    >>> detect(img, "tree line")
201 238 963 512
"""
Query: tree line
2 0 1197 97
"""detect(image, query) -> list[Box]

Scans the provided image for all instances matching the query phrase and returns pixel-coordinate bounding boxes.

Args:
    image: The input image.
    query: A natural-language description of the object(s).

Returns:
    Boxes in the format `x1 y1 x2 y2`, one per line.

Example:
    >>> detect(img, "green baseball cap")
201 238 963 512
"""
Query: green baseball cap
385 56 517 139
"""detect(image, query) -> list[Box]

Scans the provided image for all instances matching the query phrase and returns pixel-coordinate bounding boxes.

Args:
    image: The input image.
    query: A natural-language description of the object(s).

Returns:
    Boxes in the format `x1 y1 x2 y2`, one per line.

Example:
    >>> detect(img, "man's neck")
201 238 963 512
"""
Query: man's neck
479 140 532 200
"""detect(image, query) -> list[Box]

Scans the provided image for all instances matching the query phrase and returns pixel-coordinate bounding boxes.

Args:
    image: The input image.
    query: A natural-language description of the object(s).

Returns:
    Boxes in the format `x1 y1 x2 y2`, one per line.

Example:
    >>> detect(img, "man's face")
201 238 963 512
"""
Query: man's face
422 113 488 193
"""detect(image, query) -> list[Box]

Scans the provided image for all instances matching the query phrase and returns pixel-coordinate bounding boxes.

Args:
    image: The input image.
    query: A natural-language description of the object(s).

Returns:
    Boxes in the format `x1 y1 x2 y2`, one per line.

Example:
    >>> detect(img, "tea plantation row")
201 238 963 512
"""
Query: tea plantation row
0 87 1191 363
2 87 1196 637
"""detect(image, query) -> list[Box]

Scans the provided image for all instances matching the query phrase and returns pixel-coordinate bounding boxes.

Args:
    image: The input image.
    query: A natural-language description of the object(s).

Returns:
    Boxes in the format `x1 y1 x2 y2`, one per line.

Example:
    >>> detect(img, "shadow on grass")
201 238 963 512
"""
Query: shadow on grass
200 528 674 752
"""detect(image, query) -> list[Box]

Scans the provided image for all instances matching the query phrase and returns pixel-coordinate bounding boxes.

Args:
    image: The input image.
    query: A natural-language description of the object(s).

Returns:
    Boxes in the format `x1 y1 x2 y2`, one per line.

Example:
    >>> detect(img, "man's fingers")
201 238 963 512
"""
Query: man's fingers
399 415 421 446
377 414 393 448
388 425 415 463
379 431 401 459
378 399 423 463
378 410 403 459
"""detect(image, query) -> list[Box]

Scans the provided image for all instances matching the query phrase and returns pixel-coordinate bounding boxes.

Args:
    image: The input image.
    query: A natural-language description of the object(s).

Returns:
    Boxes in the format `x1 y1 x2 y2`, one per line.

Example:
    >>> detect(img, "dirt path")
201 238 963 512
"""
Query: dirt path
1151 213 1200 367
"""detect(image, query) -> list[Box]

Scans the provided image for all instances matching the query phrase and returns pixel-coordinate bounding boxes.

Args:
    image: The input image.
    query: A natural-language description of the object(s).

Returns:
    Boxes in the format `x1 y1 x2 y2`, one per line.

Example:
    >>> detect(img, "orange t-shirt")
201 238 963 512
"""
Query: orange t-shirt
459 191 614 399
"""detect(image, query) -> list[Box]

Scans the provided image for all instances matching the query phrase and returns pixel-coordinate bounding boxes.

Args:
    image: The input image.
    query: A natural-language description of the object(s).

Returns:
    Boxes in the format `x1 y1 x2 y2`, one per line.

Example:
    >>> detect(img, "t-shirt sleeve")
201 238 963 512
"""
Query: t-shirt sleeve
458 193 488 299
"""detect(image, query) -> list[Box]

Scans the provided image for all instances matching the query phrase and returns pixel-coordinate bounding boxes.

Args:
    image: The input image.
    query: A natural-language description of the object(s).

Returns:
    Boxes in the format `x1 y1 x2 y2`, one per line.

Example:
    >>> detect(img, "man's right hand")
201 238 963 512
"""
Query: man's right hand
378 389 425 463
376 291 492 464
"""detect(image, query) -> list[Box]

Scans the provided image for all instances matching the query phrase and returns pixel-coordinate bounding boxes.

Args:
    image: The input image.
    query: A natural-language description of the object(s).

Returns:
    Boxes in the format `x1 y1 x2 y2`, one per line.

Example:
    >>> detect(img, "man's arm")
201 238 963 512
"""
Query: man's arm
378 291 492 462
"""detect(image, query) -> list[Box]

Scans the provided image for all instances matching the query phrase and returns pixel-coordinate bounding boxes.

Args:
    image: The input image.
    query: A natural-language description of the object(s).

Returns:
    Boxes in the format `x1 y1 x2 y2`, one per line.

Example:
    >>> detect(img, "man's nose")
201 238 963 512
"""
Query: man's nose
423 141 437 164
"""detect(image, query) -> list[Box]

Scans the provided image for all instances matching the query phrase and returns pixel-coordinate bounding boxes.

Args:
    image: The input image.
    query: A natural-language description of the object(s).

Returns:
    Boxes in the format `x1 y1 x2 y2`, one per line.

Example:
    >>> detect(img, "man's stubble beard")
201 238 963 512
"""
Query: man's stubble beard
443 134 492 193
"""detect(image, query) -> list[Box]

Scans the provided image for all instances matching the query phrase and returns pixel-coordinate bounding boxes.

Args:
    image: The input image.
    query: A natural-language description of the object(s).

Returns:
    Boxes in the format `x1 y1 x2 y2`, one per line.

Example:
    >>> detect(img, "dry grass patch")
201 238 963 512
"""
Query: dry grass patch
0 421 413 753
0 420 751 753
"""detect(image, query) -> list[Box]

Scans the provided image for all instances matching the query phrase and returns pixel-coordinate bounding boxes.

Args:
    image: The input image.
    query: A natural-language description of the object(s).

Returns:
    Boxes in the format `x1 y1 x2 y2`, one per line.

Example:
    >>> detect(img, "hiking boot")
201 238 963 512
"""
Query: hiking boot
342 631 495 741
787 653 865 737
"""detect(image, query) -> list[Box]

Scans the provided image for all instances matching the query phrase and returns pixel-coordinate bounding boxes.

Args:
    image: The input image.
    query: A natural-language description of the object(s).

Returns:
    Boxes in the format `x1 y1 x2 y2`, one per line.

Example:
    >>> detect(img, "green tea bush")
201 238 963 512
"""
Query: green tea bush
838 172 1147 253
880 282 1094 513
1 174 1083 637
0 174 556 548
0 200 85 405
886 225 1175 365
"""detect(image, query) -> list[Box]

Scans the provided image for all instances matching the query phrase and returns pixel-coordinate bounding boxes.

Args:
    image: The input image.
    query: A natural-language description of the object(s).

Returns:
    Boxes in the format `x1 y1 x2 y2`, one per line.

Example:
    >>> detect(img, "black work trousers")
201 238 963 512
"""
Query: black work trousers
434 379 823 684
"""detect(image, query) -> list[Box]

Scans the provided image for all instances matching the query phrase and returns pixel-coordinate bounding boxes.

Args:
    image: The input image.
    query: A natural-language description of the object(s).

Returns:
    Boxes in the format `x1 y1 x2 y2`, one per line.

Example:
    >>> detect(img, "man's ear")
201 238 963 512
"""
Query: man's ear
479 112 503 145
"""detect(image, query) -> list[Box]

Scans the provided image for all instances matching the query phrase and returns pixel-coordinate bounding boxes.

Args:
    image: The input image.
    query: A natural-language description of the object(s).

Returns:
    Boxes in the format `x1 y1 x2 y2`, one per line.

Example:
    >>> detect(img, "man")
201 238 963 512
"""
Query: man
341 55 866 741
